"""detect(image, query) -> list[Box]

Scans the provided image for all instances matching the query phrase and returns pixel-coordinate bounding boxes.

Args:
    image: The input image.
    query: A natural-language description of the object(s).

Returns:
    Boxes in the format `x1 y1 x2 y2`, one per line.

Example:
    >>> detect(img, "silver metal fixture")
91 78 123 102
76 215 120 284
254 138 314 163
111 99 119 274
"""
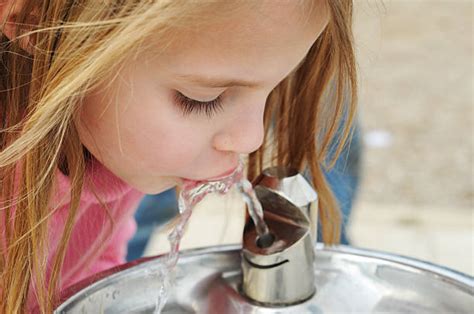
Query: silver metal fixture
54 244 474 313
241 166 319 305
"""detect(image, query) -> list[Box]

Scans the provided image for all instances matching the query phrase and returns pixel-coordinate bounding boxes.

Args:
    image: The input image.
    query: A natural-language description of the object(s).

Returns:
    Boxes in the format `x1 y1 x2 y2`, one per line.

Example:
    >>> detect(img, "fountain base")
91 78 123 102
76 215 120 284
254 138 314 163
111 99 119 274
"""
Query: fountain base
55 244 473 314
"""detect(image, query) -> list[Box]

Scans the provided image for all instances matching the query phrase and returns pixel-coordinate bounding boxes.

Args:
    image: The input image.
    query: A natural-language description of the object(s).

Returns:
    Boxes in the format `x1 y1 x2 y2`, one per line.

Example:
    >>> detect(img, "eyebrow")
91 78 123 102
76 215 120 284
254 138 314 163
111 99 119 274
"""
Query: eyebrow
176 74 262 88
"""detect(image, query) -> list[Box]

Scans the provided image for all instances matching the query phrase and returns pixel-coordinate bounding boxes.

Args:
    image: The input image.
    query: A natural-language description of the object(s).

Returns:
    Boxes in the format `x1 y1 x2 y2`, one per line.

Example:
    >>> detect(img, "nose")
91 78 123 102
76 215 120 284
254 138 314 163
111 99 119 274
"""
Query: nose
212 104 265 155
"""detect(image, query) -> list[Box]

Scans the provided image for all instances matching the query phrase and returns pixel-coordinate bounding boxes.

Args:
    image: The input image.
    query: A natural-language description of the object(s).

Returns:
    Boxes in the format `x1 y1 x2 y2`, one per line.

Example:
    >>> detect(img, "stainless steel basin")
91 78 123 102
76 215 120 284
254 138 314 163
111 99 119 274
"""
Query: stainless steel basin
55 243 473 313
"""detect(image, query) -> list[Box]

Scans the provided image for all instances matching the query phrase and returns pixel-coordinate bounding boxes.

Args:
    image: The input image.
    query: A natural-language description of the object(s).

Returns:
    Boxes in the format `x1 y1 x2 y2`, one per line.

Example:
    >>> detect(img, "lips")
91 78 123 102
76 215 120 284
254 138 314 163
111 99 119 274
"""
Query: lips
181 165 239 184
204 166 239 180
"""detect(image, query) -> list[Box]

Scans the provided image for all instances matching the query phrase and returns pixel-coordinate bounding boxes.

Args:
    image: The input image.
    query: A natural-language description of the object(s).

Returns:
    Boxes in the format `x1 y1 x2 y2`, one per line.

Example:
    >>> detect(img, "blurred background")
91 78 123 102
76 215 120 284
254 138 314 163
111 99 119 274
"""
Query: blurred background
349 0 473 275
133 0 473 276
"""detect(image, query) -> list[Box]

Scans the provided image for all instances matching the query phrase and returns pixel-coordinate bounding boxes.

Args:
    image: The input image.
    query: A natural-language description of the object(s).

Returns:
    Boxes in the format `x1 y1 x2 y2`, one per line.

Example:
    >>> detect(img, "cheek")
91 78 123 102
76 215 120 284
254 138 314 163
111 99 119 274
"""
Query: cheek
78 69 212 178
118 96 208 174
75 94 117 160
131 120 201 170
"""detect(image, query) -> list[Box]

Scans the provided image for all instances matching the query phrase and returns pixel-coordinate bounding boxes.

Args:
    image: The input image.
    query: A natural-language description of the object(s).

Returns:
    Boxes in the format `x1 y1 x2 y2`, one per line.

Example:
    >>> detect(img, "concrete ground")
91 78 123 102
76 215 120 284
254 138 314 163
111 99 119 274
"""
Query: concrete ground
145 0 473 276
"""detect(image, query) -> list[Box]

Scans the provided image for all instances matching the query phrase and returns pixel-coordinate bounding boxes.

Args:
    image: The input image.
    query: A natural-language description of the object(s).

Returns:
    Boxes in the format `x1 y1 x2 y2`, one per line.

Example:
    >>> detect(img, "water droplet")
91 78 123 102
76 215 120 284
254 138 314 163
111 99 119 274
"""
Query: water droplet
112 290 119 300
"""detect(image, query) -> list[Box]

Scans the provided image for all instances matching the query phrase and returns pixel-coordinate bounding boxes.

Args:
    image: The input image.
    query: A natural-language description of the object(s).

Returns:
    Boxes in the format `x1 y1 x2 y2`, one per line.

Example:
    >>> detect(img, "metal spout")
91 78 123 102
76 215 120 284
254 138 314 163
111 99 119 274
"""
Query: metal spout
241 166 318 305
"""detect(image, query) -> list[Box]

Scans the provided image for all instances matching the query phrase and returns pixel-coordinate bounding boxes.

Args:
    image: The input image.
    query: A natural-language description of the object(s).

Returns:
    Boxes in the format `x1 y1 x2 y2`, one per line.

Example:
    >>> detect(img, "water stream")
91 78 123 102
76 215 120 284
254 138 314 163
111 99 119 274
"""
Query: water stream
153 158 271 313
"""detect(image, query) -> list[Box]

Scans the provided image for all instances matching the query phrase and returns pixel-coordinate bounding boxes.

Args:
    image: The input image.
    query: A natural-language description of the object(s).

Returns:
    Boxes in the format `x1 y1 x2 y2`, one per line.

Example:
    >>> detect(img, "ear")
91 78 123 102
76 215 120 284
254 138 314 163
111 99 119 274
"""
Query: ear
1 0 38 55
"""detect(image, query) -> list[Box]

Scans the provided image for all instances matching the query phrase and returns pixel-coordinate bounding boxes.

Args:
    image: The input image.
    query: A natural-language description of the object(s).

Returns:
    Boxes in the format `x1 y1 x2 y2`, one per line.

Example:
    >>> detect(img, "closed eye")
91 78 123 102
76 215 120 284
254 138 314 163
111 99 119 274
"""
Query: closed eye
173 91 224 118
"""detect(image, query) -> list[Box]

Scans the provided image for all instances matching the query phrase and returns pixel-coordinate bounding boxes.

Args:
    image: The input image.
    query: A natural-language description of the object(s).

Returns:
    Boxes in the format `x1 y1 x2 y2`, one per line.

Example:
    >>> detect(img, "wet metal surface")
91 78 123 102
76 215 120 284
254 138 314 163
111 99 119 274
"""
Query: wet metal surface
55 244 474 314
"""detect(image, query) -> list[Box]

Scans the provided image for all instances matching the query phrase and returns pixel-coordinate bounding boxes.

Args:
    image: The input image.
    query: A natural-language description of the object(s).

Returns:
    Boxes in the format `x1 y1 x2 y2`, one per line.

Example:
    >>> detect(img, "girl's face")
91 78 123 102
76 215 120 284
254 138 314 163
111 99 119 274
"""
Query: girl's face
76 1 329 194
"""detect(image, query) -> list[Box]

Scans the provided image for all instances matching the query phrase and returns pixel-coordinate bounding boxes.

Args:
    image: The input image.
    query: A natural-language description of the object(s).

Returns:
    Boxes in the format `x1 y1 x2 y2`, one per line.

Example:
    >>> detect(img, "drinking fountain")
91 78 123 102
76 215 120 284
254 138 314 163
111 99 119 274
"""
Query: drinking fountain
241 167 318 305
54 167 474 313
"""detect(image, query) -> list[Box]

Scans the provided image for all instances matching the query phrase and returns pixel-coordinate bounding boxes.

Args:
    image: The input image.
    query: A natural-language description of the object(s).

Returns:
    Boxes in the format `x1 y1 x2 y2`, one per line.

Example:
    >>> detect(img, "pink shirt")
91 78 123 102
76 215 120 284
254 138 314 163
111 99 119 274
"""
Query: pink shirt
25 159 144 311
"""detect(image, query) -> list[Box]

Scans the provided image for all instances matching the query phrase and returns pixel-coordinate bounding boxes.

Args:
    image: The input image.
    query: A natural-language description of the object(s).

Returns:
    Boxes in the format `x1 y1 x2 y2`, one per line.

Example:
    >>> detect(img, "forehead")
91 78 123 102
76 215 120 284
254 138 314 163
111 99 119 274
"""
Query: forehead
145 0 329 86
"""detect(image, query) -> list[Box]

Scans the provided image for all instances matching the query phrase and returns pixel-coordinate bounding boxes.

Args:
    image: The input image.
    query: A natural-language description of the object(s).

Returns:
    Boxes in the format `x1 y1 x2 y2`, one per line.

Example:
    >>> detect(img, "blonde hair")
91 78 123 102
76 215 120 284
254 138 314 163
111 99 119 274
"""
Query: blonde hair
0 0 357 312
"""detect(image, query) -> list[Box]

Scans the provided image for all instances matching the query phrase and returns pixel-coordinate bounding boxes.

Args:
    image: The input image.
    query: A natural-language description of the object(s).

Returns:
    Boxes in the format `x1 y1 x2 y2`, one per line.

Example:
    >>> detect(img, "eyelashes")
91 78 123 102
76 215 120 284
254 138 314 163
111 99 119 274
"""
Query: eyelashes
173 91 225 118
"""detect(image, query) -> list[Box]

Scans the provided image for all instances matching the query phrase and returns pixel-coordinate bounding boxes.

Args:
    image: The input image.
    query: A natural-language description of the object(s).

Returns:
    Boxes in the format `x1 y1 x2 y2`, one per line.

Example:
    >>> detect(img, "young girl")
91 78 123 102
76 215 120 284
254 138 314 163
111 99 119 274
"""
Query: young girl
0 0 357 312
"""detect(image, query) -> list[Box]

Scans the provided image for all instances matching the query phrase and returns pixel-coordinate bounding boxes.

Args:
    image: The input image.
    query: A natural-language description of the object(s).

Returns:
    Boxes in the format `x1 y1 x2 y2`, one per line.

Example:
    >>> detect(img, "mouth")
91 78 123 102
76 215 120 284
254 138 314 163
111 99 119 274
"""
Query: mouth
181 165 240 184
204 166 240 181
